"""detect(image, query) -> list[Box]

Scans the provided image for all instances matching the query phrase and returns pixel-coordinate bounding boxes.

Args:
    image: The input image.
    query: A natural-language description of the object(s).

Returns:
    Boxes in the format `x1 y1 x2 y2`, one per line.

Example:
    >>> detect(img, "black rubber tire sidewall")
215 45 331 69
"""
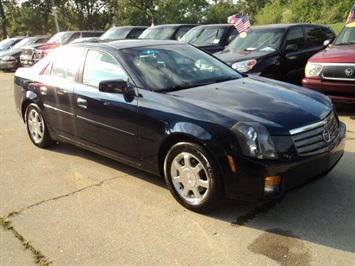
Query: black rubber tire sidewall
25 103 55 148
164 142 225 213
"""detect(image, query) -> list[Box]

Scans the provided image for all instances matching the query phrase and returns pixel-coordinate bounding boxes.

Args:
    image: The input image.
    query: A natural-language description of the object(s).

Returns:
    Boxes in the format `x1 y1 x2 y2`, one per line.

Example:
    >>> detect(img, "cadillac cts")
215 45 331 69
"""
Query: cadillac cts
14 40 346 213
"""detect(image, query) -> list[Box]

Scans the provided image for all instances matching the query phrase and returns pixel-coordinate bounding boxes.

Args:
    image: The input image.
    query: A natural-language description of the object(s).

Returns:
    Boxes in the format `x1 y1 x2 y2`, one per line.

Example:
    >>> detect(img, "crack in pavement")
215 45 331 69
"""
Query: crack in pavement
1 173 134 265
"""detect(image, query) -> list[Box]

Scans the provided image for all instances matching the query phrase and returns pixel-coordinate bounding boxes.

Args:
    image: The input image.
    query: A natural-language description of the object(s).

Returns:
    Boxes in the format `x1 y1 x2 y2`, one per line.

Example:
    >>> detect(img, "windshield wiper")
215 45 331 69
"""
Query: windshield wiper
214 76 238 82
159 77 238 92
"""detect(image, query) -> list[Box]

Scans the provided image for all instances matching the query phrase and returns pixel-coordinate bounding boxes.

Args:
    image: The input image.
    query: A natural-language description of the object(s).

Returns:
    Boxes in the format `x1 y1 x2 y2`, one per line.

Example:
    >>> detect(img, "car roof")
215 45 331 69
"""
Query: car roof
192 24 236 28
111 26 148 29
70 39 184 50
149 24 199 28
250 23 331 30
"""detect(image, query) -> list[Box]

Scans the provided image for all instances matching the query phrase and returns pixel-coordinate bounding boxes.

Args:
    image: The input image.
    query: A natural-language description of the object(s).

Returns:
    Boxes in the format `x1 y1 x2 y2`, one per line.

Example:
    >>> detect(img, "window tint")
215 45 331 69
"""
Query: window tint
83 50 127 87
285 28 305 50
66 32 81 44
321 27 335 41
304 27 323 47
175 26 195 40
128 29 146 39
228 28 239 42
43 47 83 81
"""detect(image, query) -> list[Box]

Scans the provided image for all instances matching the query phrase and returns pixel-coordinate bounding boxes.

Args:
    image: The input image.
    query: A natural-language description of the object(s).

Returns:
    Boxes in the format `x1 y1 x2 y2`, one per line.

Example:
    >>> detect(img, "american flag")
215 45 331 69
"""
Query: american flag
227 13 242 24
235 15 251 33
346 4 355 24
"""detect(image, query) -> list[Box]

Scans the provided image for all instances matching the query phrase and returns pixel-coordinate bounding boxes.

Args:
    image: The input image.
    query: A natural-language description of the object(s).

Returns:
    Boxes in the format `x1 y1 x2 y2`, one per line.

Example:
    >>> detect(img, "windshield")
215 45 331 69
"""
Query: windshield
0 38 17 49
99 27 131 40
333 24 355 45
181 26 227 45
47 32 72 44
120 44 242 92
12 38 38 49
225 29 284 52
139 27 176 40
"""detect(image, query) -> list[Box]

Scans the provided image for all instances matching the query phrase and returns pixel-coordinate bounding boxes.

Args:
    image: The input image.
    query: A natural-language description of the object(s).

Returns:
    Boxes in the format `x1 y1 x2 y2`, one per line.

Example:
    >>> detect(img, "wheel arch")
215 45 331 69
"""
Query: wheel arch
21 90 40 121
157 132 225 188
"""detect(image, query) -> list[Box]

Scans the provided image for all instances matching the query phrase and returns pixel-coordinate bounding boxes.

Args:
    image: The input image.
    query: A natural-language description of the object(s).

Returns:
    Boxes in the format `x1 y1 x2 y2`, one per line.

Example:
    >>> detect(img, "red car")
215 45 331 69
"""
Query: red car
302 22 355 103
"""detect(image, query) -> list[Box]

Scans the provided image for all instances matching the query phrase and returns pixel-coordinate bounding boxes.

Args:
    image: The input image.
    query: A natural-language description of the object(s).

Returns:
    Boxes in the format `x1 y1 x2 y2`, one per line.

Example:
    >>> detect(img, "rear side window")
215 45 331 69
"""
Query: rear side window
304 27 323 47
41 47 84 81
321 27 335 41
285 28 305 50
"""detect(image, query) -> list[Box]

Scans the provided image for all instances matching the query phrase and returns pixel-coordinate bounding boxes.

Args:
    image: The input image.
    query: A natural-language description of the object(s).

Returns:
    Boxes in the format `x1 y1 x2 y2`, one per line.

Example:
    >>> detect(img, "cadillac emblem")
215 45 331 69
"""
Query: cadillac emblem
344 67 354 77
323 130 331 143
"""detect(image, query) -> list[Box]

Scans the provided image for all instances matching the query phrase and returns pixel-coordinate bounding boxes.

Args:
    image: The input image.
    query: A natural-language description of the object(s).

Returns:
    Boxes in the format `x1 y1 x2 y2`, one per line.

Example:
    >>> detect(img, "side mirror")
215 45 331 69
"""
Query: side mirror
99 79 136 101
285 44 298 52
323 39 332 47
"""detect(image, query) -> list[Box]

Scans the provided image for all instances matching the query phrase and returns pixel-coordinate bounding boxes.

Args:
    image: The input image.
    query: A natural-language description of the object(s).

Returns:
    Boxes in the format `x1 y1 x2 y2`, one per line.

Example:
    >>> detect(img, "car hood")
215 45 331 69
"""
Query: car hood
308 44 355 63
214 50 272 63
165 76 332 135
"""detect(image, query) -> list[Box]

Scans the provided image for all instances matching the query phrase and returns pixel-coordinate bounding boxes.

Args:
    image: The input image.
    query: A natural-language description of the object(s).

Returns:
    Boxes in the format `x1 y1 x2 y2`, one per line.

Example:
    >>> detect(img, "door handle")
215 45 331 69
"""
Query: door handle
77 98 88 108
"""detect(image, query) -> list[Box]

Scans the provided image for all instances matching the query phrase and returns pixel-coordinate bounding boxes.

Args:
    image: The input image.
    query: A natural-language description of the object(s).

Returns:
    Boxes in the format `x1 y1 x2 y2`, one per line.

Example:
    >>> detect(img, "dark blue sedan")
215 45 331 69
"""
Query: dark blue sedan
14 40 346 213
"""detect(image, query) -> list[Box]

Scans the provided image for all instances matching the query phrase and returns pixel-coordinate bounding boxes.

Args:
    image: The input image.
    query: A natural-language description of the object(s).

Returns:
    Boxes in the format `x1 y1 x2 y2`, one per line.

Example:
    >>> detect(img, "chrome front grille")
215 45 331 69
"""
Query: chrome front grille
290 112 339 156
21 48 34 56
322 63 355 81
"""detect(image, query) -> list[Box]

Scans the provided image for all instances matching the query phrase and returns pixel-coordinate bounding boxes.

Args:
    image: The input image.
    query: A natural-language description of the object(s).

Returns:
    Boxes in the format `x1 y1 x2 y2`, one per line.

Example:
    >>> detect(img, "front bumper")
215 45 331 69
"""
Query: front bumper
223 121 346 202
302 78 355 103
0 60 18 70
20 54 37 66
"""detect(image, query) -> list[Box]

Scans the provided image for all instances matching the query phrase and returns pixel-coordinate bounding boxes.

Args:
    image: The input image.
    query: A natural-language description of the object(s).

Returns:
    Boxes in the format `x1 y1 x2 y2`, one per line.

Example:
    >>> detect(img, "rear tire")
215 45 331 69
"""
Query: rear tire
164 142 225 213
25 103 55 148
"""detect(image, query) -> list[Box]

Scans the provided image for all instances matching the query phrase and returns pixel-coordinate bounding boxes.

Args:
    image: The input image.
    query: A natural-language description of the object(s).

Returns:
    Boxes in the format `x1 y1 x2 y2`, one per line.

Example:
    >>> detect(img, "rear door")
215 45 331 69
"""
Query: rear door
37 47 84 139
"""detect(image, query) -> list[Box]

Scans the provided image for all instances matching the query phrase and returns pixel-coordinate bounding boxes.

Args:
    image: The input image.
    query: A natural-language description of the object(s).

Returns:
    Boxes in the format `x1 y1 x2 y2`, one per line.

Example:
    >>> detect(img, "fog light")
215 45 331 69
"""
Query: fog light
264 175 281 195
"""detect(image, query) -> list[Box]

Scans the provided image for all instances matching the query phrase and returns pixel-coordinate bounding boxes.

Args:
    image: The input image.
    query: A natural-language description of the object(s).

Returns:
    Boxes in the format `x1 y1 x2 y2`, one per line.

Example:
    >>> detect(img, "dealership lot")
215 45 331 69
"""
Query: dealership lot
1 72 354 265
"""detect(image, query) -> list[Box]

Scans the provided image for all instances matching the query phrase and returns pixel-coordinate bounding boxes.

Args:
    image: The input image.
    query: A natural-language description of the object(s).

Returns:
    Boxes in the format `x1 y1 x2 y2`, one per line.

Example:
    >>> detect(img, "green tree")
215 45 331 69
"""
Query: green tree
1 0 19 38
203 0 239 24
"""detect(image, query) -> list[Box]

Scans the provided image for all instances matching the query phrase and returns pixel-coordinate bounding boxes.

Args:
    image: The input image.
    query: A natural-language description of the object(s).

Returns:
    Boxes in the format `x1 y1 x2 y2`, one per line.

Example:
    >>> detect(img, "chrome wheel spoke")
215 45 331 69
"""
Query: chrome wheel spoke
170 151 210 204
27 109 44 143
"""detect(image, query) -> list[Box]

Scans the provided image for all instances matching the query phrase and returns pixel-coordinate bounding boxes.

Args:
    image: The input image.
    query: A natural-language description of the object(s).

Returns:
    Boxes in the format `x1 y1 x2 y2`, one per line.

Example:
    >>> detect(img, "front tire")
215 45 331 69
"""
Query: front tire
25 103 55 148
164 142 225 213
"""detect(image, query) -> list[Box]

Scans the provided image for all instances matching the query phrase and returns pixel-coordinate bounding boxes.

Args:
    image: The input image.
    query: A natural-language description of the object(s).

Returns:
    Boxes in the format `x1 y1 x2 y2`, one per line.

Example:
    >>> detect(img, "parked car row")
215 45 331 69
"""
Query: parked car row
0 36 51 71
3 22 355 102
20 30 104 67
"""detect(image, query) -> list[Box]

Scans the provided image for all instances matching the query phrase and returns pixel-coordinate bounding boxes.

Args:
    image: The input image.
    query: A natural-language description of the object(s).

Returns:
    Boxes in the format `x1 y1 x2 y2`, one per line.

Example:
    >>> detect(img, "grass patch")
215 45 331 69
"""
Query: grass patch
329 22 346 34
0 216 52 265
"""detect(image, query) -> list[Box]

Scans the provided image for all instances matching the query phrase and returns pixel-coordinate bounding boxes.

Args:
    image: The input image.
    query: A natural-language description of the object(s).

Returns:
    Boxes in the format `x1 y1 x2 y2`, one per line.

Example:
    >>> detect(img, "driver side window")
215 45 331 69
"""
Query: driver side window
83 50 128 87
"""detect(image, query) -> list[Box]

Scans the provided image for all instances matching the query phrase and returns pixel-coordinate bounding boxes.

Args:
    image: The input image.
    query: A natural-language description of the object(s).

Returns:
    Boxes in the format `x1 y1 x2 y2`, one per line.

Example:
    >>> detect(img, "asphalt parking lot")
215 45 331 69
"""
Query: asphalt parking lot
1 71 355 265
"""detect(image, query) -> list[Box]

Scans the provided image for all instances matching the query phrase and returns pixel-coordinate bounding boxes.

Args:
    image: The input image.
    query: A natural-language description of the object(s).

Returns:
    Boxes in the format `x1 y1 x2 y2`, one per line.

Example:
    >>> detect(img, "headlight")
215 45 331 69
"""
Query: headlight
231 122 278 159
304 63 323 77
2 56 16 62
231 59 257 73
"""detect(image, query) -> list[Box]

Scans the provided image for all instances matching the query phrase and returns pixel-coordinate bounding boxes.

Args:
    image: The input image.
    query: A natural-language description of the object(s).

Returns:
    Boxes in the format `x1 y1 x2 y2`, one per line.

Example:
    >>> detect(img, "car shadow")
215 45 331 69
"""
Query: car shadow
47 135 354 254
209 149 355 254
334 102 355 118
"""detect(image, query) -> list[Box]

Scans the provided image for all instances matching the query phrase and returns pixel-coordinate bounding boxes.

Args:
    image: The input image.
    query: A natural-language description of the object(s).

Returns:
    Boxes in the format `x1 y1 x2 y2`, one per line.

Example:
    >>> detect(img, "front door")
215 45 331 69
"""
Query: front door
74 49 139 162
